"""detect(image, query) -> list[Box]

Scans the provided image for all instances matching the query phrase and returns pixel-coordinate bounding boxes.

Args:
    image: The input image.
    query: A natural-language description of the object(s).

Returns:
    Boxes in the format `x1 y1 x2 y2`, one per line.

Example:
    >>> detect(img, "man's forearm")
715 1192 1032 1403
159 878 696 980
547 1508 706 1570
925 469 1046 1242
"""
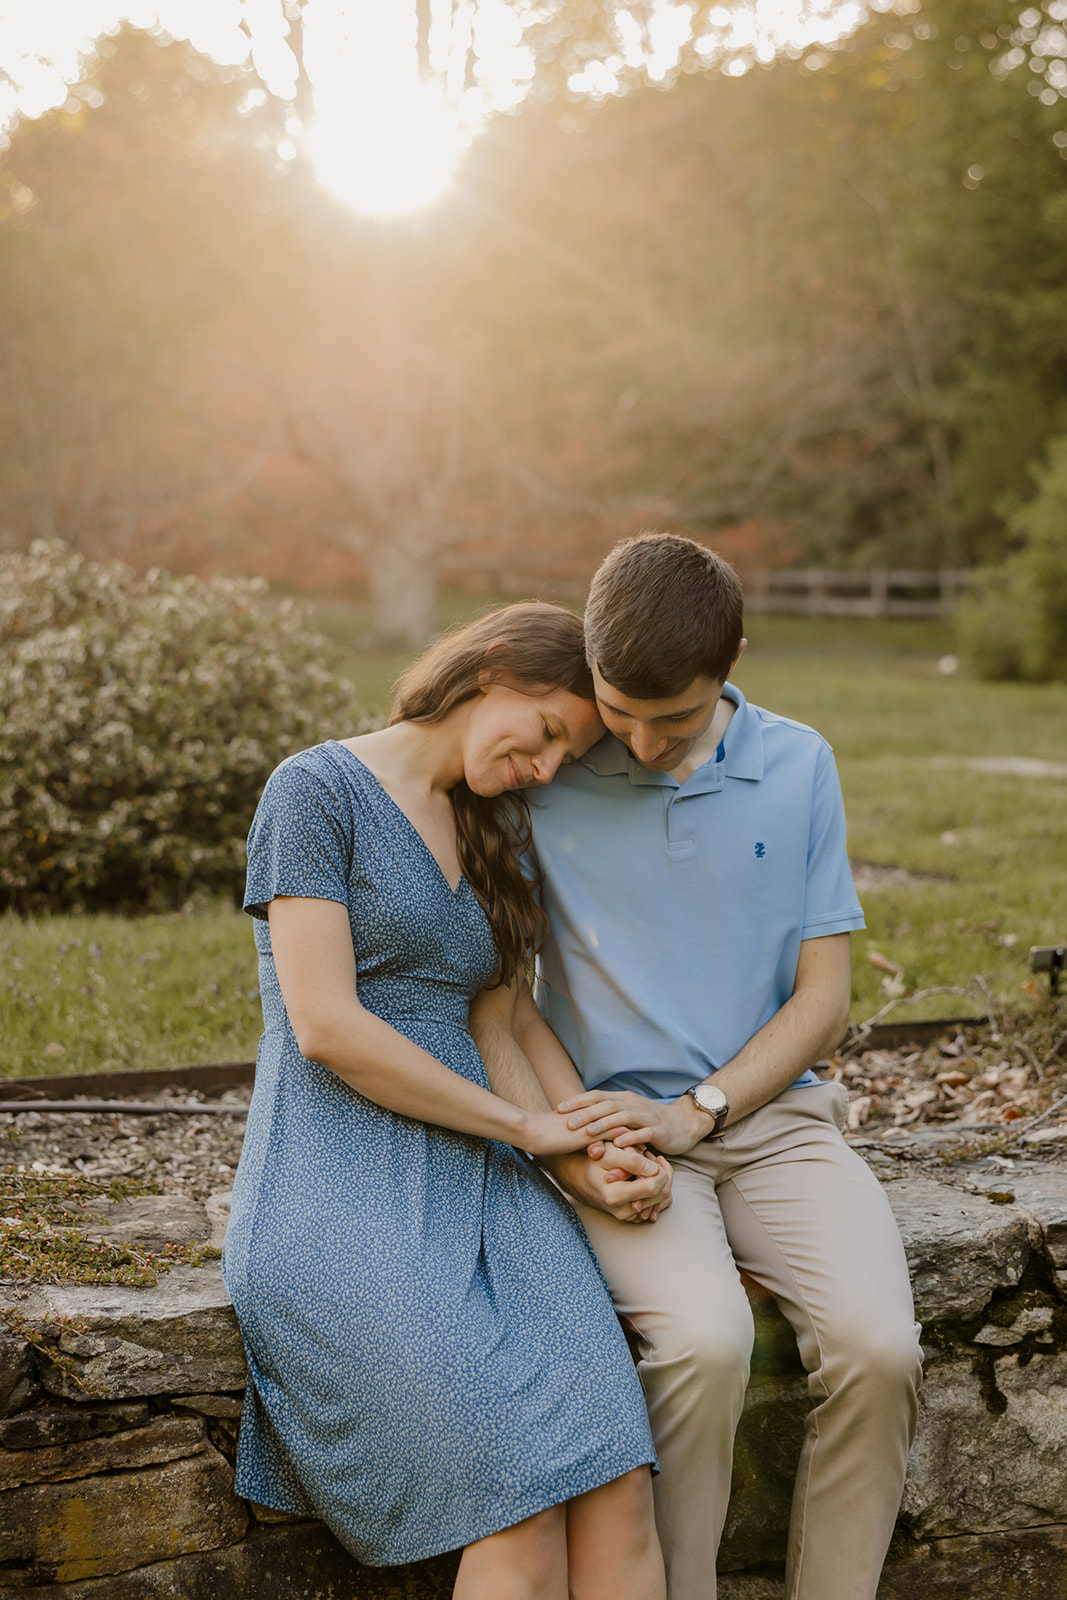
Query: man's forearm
713 974 848 1124
475 1018 553 1113
511 988 590 1107
472 988 669 1217
559 933 852 1155
470 977 588 1105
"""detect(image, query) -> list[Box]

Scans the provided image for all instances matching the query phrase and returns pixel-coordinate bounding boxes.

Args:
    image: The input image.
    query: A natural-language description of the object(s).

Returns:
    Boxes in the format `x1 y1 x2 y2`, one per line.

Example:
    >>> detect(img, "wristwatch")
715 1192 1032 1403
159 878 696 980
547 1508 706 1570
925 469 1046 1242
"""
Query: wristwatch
686 1081 730 1137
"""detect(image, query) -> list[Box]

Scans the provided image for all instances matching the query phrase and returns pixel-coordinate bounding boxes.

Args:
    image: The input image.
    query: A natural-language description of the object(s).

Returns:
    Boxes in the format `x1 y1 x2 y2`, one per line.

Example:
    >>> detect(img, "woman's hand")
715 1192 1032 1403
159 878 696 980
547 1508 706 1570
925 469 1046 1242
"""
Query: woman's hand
558 1088 712 1157
519 1109 624 1159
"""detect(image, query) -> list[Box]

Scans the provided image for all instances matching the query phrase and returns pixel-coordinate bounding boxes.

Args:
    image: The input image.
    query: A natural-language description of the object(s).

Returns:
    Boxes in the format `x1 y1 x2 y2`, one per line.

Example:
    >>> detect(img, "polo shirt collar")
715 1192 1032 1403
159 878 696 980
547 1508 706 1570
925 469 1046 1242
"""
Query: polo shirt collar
720 684 764 781
582 735 634 777
581 682 764 786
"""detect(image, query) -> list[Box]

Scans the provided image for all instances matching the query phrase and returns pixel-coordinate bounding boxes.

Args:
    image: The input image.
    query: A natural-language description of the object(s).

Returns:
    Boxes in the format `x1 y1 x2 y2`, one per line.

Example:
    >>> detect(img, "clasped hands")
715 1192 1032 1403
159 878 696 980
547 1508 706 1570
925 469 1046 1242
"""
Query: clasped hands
520 1089 687 1224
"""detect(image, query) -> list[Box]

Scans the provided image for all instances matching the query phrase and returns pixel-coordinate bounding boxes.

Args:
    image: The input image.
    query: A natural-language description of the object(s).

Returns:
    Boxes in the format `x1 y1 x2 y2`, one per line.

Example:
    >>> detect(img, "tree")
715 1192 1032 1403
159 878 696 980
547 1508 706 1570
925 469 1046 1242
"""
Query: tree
4 0 1067 629
469 0 1067 570
959 433 1067 681
0 29 288 561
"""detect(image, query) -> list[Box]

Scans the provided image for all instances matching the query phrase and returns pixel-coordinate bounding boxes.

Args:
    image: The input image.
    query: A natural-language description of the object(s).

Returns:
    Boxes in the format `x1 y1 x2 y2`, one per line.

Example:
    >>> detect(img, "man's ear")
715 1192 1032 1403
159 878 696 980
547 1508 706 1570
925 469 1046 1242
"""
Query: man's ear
725 638 748 680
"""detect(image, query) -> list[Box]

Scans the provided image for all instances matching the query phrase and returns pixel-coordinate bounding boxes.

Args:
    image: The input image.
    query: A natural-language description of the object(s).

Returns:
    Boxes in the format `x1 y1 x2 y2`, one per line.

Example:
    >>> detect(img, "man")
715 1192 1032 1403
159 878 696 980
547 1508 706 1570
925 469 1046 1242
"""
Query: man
471 533 922 1600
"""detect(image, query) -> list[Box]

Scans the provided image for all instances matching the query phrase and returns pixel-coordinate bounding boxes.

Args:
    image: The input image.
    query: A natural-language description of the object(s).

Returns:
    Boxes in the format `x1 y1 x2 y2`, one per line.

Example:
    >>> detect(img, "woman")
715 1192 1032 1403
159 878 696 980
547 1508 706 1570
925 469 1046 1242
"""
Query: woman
223 603 667 1600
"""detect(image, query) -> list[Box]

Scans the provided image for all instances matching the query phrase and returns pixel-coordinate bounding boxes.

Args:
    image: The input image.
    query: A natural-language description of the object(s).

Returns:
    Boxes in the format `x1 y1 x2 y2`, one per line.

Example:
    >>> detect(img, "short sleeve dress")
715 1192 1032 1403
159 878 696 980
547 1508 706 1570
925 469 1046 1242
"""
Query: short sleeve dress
222 743 656 1567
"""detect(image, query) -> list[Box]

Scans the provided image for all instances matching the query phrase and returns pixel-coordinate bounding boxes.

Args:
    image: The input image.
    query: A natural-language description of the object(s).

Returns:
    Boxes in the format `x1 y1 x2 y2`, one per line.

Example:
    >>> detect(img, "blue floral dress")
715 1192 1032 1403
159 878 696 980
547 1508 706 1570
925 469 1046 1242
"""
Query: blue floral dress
223 743 655 1566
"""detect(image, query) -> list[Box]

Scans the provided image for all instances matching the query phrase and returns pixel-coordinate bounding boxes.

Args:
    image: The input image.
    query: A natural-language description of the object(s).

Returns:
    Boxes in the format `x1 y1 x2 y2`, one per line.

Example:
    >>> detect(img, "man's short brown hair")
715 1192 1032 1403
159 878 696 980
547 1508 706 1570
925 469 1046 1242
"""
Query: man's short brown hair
585 532 745 697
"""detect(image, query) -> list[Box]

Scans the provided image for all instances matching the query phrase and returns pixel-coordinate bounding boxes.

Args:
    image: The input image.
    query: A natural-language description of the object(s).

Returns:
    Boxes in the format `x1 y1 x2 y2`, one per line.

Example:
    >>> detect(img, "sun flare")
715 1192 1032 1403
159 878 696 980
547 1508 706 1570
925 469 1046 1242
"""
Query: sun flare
307 81 461 219
300 0 466 220
0 2 875 222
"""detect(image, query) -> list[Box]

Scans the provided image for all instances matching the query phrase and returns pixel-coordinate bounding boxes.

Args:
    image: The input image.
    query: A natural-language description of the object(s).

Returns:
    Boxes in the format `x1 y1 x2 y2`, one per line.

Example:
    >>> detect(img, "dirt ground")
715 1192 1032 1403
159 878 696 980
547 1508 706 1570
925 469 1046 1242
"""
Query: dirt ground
3 1013 1067 1198
1 1086 252 1203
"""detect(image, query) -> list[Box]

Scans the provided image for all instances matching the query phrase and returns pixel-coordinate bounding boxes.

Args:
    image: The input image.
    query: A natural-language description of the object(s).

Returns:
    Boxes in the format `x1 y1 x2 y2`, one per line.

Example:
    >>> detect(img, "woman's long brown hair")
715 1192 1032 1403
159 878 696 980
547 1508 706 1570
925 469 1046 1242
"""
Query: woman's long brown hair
388 602 595 986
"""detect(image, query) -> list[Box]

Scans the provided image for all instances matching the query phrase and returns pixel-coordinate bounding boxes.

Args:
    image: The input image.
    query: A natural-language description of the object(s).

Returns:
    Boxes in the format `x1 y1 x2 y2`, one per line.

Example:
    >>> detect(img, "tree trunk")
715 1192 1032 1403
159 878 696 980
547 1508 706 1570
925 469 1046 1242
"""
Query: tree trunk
859 187 961 568
364 535 440 648
415 0 433 81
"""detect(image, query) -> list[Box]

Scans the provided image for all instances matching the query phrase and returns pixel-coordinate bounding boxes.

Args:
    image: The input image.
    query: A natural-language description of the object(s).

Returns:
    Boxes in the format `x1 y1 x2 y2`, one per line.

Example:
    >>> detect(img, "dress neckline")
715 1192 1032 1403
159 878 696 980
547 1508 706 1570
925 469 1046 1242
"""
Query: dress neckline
329 741 467 898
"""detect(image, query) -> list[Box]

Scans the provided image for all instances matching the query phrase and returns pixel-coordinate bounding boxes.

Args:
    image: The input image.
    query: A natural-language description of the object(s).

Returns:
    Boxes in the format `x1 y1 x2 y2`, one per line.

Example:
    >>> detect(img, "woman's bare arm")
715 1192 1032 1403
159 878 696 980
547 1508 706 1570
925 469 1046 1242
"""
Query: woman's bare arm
268 896 593 1159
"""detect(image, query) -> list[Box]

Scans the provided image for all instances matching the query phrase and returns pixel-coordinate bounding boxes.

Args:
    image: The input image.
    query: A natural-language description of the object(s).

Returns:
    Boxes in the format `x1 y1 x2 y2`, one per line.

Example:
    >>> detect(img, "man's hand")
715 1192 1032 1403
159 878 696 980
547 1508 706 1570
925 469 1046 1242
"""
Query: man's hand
558 1088 712 1157
547 1142 673 1223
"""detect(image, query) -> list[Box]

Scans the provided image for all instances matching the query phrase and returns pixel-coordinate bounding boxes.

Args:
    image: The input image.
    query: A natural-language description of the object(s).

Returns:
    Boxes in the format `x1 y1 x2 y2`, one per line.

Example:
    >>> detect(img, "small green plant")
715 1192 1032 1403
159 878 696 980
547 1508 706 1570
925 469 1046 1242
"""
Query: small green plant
0 1170 220 1401
0 1306 111 1398
0 1167 221 1286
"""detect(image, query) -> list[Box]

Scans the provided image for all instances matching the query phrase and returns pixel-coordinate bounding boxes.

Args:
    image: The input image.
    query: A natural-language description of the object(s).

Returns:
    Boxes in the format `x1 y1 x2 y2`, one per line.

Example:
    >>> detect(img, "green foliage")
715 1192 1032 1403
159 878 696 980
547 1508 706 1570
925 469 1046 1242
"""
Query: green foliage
1 1171 221 1387
0 542 358 913
957 562 1036 682
442 0 1067 577
0 1306 110 1396
958 434 1067 682
0 29 286 560
734 624 1067 1020
3 6 1067 605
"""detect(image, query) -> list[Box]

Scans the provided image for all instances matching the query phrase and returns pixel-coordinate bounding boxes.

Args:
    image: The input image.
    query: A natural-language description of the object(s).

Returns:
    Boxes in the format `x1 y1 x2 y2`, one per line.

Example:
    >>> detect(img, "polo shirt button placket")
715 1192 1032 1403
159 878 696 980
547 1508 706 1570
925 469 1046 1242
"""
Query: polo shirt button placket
665 792 696 858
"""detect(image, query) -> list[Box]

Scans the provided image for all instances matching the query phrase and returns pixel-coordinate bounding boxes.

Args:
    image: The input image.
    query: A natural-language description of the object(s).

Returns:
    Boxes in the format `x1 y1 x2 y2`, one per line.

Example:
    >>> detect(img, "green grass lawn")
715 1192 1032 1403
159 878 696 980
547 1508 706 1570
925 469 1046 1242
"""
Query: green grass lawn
3 604 1065 1078
0 907 262 1080
735 616 1067 1019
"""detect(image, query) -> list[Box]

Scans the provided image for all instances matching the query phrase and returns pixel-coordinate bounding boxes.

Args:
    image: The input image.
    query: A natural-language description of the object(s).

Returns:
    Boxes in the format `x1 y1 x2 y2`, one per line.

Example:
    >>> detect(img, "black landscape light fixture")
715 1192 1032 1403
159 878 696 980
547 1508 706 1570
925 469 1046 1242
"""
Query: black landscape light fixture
1030 945 1066 998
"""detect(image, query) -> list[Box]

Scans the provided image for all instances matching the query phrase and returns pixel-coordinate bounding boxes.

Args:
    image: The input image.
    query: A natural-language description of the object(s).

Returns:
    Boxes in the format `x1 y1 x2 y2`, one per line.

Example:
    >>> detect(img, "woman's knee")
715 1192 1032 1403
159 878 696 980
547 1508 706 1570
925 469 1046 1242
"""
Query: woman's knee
568 1469 665 1600
457 1504 568 1599
510 1502 569 1553
587 1465 655 1521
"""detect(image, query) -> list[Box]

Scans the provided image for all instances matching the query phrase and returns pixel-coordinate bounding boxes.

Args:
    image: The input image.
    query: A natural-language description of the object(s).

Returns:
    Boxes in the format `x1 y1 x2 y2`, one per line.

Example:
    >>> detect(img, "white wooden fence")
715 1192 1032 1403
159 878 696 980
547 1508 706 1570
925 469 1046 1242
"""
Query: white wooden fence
744 567 973 619
490 567 973 619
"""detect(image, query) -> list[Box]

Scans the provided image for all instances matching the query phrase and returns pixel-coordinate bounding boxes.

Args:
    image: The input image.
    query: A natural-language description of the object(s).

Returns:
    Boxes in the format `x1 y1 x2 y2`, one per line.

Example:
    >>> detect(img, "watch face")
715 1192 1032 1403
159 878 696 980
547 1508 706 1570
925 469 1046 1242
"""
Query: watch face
693 1083 728 1114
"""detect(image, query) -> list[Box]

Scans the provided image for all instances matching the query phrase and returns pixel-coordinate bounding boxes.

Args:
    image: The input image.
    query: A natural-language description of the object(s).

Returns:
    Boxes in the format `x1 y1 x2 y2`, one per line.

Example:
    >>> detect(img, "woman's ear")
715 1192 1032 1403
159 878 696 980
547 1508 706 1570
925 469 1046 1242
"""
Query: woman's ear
477 644 507 691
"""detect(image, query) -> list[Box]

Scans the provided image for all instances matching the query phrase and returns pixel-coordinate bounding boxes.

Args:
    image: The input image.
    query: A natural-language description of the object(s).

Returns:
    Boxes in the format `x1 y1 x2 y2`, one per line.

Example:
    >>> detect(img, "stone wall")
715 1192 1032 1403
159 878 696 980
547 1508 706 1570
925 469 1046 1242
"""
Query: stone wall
4 1163 1067 1598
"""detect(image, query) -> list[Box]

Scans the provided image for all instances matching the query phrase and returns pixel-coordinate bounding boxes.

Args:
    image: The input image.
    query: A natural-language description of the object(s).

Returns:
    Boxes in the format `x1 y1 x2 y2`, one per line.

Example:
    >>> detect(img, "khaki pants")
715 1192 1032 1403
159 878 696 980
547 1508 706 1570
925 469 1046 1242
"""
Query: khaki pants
575 1082 922 1600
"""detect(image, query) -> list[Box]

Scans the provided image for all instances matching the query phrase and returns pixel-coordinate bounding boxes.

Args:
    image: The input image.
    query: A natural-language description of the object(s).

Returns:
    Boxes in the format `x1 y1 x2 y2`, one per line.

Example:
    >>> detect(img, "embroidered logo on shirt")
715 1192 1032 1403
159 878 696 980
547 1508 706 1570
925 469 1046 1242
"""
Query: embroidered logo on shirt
754 842 766 858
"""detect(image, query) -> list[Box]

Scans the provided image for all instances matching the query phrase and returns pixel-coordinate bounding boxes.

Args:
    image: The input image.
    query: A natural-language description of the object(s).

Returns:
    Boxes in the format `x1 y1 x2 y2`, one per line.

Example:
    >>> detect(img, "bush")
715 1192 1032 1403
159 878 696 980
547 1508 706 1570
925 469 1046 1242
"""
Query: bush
959 436 1067 683
0 543 360 912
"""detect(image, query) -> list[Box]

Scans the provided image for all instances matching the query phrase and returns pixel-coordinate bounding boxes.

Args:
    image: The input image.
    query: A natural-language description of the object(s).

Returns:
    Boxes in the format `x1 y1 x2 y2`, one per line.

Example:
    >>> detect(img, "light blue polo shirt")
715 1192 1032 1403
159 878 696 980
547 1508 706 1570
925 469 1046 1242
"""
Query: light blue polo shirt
527 684 865 1101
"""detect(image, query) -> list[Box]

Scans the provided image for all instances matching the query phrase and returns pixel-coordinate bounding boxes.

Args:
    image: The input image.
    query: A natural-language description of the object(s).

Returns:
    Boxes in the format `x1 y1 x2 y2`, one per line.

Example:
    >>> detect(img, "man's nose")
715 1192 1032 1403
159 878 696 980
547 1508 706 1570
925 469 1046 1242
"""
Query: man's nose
628 725 666 763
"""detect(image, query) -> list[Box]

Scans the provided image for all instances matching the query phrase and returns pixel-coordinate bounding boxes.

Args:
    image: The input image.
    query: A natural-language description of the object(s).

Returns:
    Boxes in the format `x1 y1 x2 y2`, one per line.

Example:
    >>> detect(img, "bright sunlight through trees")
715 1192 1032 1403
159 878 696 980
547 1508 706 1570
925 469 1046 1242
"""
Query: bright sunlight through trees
2 1 870 219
